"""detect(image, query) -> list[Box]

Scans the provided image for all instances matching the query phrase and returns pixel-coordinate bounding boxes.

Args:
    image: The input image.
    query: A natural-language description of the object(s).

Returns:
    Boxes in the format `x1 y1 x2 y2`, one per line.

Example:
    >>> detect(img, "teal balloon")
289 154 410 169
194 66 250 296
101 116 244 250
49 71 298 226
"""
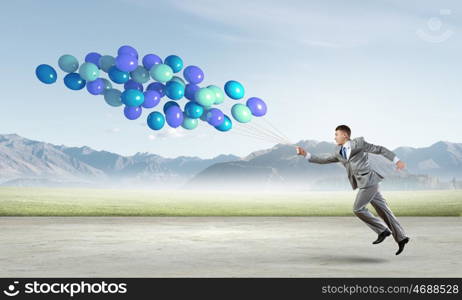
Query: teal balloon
99 55 115 72
165 81 185 100
164 55 183 73
194 87 215 107
130 66 150 84
35 64 57 84
108 66 129 84
208 85 225 104
231 103 252 123
79 62 99 81
150 64 173 82
224 80 245 100
184 101 204 119
101 78 112 91
147 111 165 130
169 76 185 87
215 115 232 131
182 115 199 130
58 54 79 73
104 89 123 107
121 89 144 107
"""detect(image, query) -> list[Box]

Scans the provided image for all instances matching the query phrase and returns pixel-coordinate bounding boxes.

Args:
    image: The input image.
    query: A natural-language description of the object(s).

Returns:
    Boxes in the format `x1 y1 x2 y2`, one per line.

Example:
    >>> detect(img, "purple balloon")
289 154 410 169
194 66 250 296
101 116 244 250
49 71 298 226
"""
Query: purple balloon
147 82 166 97
124 105 142 120
118 45 138 59
185 83 200 101
165 106 184 128
124 79 143 92
183 66 204 84
142 54 162 70
206 108 225 126
246 97 267 117
85 52 102 67
115 54 138 72
86 78 105 95
142 90 161 108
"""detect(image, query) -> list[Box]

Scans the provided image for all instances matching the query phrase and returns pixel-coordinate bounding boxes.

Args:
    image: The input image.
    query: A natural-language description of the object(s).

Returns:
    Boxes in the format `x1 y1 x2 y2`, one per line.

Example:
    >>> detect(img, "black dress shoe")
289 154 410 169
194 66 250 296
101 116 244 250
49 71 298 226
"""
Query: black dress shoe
395 237 410 255
372 229 392 244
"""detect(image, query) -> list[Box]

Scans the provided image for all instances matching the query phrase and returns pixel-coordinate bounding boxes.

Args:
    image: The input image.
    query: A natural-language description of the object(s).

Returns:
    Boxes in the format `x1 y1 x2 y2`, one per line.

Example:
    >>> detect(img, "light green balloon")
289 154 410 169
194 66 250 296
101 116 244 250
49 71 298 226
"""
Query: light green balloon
58 54 79 73
99 55 115 72
101 78 112 91
182 116 199 130
79 62 99 81
149 63 173 82
194 87 216 107
104 89 122 107
130 66 150 84
231 103 252 123
170 76 185 87
207 85 225 105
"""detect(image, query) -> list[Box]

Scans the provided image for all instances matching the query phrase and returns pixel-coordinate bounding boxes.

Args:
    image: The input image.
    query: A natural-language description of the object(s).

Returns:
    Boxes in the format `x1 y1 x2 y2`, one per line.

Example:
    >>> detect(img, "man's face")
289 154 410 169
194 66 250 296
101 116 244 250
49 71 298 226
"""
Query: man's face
335 130 349 145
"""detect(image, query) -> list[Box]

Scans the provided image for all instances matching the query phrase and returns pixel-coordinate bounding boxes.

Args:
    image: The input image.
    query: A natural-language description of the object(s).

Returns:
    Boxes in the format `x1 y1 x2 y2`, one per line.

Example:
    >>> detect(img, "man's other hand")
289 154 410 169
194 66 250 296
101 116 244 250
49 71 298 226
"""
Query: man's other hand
296 146 307 157
396 160 406 170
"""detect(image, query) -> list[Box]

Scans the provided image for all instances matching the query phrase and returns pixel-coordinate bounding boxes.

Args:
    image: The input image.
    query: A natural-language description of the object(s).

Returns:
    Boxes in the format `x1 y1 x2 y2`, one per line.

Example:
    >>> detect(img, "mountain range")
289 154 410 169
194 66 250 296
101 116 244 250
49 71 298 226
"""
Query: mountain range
0 133 461 190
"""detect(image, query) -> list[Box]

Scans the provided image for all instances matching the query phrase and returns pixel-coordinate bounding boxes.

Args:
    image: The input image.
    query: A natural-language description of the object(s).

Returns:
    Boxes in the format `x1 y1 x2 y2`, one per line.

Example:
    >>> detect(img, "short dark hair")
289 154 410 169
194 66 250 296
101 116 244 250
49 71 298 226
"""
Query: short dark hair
335 125 351 137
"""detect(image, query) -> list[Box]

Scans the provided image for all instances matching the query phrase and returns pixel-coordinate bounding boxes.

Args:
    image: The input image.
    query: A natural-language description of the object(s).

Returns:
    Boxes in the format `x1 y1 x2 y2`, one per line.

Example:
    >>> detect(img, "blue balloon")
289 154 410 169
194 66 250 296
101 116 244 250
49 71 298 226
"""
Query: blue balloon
121 89 144 107
85 52 102 67
163 101 180 114
165 81 185 100
184 101 204 119
147 111 165 130
86 78 105 95
142 90 161 108
147 82 166 97
118 45 138 59
164 55 183 73
206 108 225 126
215 115 232 132
108 66 129 84
63 73 86 90
124 79 143 92
165 105 184 128
185 83 200 101
224 80 245 100
142 54 162 70
35 64 57 84
124 105 142 120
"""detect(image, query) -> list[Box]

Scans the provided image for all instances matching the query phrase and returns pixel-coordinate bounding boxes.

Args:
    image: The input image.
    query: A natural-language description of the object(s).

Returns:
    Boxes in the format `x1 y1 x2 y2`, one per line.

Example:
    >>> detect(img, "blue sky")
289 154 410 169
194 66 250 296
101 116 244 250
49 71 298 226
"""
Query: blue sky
1 0 460 158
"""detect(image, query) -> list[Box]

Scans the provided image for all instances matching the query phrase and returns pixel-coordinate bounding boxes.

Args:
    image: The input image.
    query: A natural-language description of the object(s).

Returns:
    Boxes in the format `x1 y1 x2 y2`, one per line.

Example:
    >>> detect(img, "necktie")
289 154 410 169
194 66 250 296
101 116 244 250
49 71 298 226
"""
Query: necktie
341 146 347 159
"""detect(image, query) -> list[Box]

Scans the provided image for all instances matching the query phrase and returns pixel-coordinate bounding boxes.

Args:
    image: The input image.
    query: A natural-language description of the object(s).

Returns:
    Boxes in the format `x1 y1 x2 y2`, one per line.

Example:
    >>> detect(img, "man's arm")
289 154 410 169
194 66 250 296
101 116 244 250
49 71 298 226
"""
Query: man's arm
357 137 405 169
296 146 339 164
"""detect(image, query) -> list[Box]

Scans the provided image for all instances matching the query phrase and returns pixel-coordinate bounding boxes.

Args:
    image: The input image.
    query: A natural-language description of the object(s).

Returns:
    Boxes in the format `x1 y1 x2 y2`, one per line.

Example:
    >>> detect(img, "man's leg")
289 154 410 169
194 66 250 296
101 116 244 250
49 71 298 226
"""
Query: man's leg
353 184 390 234
370 186 407 243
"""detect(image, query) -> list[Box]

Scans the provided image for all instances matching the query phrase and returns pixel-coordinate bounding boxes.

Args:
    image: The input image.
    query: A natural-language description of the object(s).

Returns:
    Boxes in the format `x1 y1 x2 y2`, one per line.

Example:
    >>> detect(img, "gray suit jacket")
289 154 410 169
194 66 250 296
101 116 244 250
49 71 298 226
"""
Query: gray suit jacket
308 137 397 190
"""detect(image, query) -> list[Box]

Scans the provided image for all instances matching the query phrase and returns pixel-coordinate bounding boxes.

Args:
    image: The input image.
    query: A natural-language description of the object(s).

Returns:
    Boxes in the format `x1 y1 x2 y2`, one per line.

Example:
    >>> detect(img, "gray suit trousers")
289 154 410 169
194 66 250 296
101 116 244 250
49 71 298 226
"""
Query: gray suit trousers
353 183 407 243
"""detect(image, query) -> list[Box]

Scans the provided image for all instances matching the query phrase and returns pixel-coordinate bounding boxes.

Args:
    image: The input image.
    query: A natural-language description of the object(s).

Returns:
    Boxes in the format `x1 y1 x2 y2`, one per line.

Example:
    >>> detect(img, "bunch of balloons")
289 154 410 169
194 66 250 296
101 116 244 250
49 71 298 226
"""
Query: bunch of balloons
35 45 268 132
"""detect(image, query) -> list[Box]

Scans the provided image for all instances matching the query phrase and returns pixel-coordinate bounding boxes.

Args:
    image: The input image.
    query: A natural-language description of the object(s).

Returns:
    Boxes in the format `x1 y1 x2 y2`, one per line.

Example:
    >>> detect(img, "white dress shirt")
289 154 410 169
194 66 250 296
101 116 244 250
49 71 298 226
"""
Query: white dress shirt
305 140 400 163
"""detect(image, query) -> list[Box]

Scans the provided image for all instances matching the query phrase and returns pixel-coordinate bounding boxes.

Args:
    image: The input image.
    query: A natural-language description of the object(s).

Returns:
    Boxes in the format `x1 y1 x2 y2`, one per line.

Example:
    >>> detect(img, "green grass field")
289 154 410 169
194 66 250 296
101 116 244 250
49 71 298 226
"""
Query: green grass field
0 187 461 216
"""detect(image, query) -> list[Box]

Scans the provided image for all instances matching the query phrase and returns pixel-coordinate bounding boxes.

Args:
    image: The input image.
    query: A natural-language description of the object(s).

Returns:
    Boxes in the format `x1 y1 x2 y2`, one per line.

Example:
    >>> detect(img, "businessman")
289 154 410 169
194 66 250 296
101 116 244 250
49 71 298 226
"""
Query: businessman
296 125 410 255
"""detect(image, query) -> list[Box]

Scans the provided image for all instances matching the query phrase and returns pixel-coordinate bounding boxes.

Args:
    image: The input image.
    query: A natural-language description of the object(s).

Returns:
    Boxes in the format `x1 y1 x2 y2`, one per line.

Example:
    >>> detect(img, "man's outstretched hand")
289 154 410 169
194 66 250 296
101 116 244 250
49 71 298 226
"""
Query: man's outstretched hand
395 160 406 170
296 146 307 157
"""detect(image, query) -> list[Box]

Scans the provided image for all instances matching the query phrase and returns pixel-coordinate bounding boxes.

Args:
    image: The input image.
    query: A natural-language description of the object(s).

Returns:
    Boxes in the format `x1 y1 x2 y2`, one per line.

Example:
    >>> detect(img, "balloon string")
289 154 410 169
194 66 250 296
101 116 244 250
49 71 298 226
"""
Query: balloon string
240 121 289 144
235 122 284 143
261 117 292 144
234 123 285 144
233 125 283 144
228 130 279 144
247 119 290 144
